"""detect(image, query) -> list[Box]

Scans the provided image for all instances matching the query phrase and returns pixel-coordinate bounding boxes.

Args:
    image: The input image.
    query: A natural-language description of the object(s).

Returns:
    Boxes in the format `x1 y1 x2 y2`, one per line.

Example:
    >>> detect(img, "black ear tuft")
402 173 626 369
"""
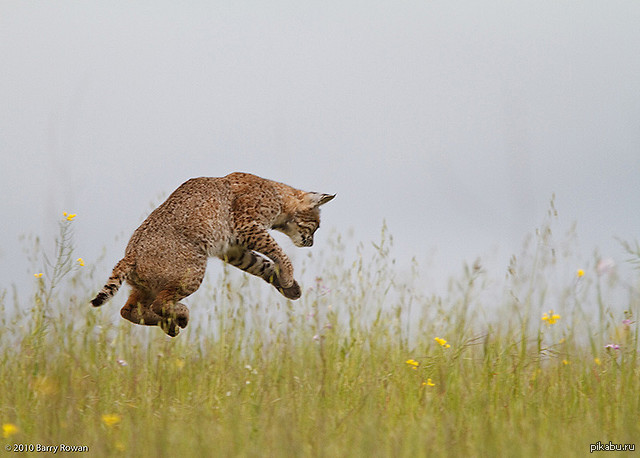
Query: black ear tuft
317 193 336 206
305 192 335 208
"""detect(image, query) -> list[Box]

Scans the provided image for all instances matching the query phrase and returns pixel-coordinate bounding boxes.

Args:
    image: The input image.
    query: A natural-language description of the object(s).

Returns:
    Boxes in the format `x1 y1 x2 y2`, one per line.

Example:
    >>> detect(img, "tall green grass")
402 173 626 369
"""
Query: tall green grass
1 207 638 457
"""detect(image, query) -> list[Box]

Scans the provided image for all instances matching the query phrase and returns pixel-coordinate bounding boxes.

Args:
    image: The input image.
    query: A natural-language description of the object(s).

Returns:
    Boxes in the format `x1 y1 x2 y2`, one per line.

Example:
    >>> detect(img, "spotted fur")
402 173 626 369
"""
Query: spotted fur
90 172 334 337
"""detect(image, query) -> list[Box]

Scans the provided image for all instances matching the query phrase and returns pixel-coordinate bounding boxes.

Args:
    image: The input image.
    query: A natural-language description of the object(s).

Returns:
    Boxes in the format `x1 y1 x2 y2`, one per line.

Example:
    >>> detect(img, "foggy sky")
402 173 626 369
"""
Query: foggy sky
1 1 639 293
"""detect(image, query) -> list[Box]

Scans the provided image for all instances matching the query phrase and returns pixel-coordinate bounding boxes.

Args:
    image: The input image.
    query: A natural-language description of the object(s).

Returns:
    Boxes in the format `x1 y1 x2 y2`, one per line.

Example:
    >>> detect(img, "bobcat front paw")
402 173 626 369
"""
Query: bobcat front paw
269 273 300 299
277 280 301 300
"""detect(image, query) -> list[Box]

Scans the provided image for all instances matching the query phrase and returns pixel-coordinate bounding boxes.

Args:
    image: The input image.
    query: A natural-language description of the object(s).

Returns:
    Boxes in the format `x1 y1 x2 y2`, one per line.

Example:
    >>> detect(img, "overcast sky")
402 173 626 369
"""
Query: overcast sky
1 1 639 294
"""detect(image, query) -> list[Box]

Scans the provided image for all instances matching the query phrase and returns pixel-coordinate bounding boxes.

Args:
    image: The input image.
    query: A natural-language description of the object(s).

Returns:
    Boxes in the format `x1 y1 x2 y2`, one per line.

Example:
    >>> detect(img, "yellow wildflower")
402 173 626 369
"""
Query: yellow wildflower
577 269 585 277
405 359 419 370
63 212 77 221
542 310 561 326
594 357 602 366
562 359 570 365
2 423 19 438
34 273 43 278
423 378 435 387
434 337 451 348
76 258 85 266
101 414 122 427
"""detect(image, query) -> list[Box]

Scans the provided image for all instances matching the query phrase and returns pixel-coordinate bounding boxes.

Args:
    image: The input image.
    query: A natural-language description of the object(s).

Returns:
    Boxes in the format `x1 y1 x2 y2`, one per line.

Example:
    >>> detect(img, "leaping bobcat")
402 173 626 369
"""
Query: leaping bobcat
90 172 334 337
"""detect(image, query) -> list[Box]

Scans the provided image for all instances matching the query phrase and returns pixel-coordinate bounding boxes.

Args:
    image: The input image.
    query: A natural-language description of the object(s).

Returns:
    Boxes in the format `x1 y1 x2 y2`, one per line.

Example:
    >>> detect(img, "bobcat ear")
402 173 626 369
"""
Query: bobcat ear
304 192 336 208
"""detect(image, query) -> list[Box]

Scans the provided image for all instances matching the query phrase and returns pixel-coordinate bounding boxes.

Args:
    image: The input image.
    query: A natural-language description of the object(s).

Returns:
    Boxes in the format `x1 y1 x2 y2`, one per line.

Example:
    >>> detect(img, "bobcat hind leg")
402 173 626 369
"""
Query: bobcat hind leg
120 288 162 326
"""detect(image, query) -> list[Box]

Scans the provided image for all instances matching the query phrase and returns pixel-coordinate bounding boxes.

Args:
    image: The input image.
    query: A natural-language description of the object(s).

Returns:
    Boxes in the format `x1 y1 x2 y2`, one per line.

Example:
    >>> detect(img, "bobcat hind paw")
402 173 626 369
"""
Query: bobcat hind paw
172 303 189 328
159 303 189 337
160 318 180 337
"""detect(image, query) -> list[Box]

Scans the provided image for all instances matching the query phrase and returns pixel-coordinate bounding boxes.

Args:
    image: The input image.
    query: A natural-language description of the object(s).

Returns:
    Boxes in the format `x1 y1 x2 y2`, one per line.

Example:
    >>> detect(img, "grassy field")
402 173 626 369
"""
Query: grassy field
1 210 639 457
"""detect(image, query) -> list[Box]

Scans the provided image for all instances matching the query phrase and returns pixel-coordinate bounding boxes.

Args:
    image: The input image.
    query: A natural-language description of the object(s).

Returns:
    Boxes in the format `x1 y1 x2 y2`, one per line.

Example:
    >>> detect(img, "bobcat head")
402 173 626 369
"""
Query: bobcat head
274 192 335 247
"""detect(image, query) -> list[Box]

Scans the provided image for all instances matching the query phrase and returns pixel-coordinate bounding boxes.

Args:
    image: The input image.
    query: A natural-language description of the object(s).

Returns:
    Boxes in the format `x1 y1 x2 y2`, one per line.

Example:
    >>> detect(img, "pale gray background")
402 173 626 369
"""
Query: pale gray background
1 1 639 294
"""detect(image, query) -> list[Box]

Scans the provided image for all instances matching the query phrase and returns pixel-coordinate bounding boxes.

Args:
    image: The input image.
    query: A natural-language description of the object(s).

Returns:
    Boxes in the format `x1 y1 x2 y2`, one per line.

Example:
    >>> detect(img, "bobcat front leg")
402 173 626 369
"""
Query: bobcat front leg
222 245 301 300
236 222 296 288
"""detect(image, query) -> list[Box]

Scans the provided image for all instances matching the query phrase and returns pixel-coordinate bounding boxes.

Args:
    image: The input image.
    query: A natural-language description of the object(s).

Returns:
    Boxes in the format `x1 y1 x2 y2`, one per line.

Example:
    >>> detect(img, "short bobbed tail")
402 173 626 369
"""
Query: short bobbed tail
90 257 133 307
